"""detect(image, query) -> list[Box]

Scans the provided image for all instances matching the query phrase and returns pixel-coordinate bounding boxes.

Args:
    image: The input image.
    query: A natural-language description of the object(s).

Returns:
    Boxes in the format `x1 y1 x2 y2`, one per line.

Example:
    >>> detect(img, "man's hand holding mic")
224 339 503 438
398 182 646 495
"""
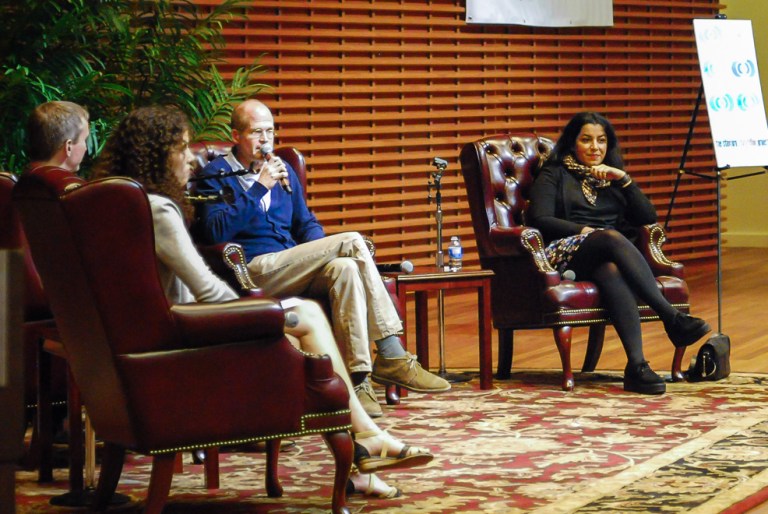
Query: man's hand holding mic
254 143 292 193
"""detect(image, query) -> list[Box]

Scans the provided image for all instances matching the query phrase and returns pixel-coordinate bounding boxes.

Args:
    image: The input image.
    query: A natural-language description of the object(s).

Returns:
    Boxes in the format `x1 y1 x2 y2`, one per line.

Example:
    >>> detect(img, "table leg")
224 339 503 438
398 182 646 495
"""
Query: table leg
415 291 429 369
479 280 493 389
435 287 471 384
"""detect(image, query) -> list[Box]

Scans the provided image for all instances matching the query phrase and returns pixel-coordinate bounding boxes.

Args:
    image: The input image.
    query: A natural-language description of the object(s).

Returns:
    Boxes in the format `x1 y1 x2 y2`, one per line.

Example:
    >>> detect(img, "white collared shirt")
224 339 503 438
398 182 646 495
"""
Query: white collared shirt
225 152 271 211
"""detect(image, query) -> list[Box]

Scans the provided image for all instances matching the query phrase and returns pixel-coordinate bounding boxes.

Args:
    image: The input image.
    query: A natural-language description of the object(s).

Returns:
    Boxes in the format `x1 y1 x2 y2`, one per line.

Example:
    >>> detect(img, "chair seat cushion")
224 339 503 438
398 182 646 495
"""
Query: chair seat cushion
542 275 689 325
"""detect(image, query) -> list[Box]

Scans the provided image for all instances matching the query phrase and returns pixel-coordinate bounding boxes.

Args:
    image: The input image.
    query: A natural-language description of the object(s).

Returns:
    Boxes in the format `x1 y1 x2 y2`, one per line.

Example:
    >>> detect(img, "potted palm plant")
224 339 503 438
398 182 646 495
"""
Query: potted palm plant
0 0 268 174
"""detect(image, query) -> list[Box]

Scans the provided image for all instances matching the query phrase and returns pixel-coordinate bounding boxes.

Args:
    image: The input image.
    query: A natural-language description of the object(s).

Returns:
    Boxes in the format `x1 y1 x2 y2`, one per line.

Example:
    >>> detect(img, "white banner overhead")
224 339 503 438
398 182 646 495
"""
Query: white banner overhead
466 0 613 28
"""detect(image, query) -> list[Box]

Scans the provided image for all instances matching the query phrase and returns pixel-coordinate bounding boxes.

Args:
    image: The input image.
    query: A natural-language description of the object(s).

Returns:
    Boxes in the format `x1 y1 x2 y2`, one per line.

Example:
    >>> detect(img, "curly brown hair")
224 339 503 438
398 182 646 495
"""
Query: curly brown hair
93 105 192 218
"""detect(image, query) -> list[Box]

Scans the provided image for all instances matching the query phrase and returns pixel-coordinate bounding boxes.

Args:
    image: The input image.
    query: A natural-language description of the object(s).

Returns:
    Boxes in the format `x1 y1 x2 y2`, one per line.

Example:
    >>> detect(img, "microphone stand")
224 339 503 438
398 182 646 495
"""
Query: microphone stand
428 160 446 269
187 167 249 182
665 83 766 333
428 159 471 383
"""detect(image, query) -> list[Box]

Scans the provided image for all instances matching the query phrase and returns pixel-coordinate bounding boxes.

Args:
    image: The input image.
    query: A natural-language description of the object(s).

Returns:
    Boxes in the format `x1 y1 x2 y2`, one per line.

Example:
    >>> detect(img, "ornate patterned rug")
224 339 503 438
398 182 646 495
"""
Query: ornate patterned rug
15 371 768 513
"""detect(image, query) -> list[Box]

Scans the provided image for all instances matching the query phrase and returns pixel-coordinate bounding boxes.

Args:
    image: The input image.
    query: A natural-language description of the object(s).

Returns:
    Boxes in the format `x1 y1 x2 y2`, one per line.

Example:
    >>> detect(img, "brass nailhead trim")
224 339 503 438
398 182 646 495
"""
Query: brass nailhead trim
148 409 352 455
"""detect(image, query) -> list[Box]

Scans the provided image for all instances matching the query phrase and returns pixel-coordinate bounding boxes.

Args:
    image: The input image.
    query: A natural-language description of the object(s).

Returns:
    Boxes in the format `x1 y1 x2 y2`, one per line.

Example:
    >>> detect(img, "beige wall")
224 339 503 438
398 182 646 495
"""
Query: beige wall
723 2 768 247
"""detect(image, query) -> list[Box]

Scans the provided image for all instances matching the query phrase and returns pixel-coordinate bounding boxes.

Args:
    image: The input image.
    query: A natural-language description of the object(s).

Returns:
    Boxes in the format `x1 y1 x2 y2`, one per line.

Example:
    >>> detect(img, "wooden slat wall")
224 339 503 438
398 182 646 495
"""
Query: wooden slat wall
197 0 725 267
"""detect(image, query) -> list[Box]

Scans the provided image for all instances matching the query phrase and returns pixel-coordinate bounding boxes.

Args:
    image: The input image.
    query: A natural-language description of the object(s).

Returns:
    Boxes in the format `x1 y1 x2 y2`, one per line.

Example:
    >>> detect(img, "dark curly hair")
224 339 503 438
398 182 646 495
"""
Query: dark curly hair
546 112 625 169
94 105 192 218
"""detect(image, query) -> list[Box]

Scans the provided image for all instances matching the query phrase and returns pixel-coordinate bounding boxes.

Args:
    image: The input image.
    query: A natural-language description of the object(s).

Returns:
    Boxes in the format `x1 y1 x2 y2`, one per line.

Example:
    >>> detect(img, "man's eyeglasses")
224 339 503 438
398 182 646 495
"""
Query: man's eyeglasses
249 128 276 139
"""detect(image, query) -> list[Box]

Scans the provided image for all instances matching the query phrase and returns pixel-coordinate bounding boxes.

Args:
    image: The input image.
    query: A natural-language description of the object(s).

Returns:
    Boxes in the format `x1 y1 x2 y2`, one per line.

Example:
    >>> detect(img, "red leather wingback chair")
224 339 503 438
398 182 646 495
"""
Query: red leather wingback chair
460 134 689 391
0 171 70 482
190 142 404 404
13 167 354 514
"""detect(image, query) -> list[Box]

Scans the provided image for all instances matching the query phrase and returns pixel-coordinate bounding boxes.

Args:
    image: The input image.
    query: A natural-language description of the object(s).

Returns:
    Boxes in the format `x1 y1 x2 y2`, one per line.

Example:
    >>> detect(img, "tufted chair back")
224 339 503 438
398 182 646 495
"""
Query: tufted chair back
461 134 554 258
461 134 691 390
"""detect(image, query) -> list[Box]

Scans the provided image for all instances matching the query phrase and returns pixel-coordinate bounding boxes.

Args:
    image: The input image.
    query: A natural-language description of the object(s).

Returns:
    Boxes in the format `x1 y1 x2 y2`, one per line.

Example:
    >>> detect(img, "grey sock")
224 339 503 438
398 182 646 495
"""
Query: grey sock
374 334 406 358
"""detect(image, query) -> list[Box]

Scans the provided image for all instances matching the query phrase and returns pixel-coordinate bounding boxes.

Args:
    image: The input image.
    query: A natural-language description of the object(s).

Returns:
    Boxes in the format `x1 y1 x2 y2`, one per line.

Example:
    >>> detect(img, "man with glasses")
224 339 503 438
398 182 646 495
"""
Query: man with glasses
195 100 449 418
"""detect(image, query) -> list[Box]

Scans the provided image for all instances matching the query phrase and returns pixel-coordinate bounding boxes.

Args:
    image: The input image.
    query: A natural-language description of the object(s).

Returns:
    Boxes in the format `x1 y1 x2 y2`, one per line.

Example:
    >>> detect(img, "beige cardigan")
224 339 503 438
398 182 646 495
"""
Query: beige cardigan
148 194 239 305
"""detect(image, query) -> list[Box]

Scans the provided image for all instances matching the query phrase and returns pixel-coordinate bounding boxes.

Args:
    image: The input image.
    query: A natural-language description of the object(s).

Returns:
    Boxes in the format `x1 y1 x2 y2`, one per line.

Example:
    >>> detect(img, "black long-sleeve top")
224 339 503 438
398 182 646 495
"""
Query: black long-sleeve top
528 162 657 244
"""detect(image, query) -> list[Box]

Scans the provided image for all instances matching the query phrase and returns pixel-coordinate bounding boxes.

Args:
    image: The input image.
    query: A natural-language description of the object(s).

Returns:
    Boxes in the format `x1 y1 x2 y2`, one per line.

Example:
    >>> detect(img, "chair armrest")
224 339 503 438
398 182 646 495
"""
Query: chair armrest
198 242 264 297
488 225 542 256
170 298 285 348
489 225 561 287
637 224 685 279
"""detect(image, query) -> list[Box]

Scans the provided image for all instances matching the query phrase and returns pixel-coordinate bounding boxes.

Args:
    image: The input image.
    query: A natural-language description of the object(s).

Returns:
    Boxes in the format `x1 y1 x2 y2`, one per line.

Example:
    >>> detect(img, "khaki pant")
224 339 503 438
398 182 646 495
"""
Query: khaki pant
247 232 402 373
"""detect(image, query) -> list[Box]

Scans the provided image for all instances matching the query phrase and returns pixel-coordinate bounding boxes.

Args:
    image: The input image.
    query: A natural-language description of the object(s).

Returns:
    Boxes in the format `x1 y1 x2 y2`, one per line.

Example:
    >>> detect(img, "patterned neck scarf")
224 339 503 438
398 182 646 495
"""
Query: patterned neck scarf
563 154 610 206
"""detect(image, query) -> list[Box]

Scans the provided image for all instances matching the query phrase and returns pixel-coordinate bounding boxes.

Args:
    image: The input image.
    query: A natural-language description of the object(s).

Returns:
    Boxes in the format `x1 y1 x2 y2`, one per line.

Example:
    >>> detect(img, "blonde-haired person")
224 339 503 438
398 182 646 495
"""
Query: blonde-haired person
93 105 436 499
26 101 90 172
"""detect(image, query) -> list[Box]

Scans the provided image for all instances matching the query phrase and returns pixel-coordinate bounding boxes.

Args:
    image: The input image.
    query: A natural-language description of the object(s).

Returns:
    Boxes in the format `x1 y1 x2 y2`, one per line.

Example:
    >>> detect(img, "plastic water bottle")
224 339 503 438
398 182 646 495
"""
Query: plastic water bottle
448 236 463 272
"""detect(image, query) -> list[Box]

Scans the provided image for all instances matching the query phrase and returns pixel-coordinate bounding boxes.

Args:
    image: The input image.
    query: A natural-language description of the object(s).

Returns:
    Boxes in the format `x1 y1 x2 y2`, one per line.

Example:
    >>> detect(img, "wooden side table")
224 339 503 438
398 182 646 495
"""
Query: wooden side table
394 268 494 390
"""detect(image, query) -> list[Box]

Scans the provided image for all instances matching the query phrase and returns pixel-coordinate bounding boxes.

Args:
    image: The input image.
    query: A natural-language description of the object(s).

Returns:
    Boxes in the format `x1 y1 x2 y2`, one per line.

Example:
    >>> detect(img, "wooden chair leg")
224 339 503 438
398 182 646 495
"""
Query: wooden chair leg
670 346 687 382
92 443 125 512
65 368 84 494
553 325 575 391
496 328 513 379
384 385 400 405
173 452 183 473
203 447 219 489
265 440 283 498
36 338 53 483
0 463 15 514
581 325 606 372
323 430 353 514
144 454 176 514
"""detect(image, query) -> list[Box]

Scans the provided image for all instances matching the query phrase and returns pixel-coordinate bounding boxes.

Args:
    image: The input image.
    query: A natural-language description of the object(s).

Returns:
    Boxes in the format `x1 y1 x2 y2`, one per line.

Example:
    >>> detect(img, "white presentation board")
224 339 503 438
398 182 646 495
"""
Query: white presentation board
465 0 613 27
694 19 768 169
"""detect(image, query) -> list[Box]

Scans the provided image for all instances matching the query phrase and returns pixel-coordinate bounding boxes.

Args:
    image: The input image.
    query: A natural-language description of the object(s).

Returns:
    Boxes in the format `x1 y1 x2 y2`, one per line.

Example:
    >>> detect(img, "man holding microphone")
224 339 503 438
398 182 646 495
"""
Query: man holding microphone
195 99 450 417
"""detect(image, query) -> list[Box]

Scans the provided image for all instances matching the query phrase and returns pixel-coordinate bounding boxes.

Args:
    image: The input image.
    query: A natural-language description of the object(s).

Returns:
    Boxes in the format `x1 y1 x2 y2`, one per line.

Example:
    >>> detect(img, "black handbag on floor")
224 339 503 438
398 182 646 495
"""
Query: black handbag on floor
687 333 731 382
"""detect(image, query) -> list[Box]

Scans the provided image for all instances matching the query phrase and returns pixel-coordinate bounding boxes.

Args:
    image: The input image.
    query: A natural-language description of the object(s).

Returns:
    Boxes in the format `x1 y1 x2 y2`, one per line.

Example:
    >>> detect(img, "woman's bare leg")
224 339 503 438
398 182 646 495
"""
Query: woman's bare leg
284 300 427 458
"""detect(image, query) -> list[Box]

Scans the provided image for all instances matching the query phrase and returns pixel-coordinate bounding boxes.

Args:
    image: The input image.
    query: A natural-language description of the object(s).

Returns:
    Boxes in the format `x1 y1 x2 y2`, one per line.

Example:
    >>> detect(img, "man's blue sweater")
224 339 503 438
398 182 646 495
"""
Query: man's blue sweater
196 154 325 260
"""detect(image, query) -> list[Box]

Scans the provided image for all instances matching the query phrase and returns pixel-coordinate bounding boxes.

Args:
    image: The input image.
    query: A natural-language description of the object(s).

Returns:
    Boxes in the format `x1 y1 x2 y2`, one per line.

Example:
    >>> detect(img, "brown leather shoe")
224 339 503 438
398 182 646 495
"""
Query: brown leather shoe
371 352 451 393
354 378 383 418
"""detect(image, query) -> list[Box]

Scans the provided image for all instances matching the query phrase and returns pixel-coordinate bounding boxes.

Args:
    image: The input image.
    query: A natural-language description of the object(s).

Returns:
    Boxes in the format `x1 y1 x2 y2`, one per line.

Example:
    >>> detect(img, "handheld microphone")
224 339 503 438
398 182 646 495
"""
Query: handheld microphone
376 260 414 274
259 143 292 194
562 270 576 281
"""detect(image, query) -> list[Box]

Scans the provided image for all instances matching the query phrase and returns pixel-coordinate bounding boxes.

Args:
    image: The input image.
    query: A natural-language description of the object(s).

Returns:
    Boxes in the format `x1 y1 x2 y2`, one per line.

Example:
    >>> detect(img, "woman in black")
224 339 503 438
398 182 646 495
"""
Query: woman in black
528 112 710 395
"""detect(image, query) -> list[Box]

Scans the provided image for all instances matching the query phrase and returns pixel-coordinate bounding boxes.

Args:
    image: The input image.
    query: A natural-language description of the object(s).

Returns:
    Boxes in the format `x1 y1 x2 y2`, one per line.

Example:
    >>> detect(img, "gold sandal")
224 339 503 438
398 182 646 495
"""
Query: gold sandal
346 471 402 499
353 430 433 473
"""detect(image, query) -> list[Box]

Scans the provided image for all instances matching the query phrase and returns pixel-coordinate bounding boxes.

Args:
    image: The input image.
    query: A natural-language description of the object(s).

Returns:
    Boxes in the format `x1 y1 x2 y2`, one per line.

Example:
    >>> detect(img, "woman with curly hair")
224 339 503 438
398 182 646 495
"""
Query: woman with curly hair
528 112 711 395
94 105 434 499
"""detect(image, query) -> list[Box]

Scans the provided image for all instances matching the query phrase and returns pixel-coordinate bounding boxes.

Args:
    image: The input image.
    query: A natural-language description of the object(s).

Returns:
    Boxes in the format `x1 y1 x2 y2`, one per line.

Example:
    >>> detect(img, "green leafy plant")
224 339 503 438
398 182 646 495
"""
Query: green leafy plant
0 0 269 174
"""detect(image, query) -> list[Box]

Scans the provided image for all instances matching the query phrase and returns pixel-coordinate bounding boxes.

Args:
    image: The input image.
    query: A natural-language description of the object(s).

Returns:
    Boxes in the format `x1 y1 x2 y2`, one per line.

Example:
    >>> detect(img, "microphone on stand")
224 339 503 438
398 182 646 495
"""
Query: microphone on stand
376 260 414 274
188 167 250 182
259 143 292 194
184 186 235 205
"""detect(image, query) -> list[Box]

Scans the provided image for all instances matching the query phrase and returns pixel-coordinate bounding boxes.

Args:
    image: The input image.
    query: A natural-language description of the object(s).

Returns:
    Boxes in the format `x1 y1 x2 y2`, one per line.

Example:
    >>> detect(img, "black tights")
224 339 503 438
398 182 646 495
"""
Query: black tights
565 229 680 366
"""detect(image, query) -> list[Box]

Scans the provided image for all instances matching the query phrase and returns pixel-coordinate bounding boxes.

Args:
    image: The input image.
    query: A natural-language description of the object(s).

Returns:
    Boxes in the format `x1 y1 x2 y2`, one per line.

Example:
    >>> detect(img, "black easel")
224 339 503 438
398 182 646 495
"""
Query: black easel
665 82 766 333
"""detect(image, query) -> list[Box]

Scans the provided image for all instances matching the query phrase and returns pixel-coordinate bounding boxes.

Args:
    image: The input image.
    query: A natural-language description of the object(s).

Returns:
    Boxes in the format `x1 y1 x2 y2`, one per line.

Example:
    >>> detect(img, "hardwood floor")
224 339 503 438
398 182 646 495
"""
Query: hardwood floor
400 246 767 375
